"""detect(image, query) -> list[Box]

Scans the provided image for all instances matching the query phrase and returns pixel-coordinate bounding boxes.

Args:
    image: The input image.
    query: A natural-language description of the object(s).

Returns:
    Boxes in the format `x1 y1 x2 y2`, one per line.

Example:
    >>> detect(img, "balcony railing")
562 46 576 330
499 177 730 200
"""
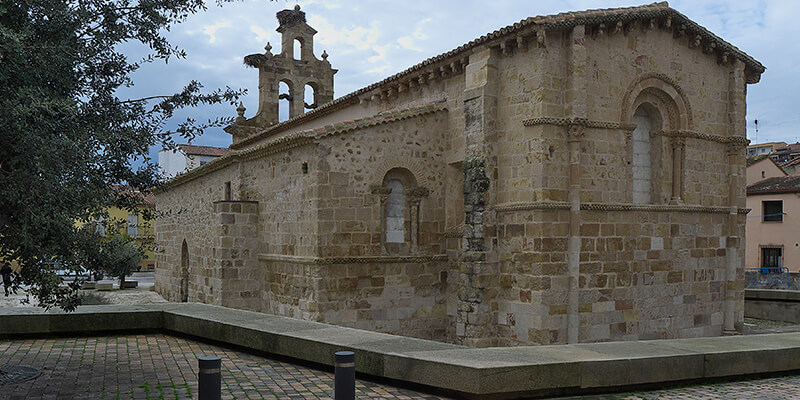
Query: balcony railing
745 267 789 288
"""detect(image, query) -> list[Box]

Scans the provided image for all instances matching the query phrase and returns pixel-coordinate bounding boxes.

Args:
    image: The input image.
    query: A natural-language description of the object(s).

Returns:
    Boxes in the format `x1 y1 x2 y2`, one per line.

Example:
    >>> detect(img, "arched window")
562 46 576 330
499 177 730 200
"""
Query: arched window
632 106 653 204
385 179 405 243
180 239 189 302
304 83 317 110
631 103 663 204
278 80 292 122
377 168 427 254
293 38 302 60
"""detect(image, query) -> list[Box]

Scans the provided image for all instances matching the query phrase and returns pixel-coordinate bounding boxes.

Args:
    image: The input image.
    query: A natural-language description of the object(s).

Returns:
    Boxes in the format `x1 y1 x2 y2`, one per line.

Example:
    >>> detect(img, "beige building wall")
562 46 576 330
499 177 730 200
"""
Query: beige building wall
746 192 800 272
747 158 786 185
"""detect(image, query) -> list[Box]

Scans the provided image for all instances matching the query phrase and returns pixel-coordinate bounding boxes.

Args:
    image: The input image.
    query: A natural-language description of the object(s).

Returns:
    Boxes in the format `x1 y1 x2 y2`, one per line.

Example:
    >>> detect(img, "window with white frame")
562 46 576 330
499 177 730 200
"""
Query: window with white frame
127 213 139 237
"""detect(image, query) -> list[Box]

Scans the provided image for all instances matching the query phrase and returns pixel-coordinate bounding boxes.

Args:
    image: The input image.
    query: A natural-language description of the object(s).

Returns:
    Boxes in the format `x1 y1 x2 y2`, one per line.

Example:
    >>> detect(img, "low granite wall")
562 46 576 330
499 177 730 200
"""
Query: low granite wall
745 289 800 324
5 303 800 399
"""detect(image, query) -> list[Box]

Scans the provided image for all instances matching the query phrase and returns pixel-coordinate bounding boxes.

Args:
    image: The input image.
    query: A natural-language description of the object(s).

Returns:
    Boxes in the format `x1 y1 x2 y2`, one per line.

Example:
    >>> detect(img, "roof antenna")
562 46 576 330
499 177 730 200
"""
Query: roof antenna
754 118 758 143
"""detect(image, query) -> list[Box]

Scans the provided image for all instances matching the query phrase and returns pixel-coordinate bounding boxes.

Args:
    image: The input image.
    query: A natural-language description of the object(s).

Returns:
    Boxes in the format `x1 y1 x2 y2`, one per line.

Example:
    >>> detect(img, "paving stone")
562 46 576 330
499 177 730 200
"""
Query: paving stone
0 334 449 399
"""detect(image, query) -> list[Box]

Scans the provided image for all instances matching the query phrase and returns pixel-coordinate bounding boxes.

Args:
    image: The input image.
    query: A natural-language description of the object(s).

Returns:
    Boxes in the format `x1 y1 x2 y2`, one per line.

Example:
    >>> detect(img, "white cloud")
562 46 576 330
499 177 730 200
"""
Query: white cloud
397 18 431 52
249 25 272 44
202 21 231 44
309 15 380 52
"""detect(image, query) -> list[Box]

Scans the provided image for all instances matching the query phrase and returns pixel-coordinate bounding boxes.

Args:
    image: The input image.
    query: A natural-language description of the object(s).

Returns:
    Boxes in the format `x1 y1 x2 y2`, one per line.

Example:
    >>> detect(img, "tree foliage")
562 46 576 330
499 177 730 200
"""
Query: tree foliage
0 0 242 310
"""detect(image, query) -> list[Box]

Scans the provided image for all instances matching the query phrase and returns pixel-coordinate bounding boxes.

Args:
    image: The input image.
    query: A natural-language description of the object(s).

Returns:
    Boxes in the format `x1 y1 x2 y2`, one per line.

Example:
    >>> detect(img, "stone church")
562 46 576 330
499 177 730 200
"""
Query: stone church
154 2 764 347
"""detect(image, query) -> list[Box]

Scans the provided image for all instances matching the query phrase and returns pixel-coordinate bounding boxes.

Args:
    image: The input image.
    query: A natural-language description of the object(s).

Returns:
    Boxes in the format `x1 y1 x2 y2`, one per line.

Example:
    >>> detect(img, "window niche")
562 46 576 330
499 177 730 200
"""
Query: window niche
631 103 663 204
763 200 783 222
372 168 428 255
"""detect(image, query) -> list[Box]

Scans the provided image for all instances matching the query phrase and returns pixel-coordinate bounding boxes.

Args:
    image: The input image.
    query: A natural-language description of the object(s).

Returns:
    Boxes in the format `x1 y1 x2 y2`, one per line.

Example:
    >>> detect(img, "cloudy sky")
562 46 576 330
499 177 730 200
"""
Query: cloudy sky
126 0 797 162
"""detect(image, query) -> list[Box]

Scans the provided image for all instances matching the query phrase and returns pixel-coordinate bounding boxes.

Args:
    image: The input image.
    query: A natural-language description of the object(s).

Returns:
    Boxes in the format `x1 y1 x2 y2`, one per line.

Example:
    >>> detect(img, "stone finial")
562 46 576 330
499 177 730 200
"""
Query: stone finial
235 102 246 123
321 50 328 61
264 42 273 55
294 4 300 11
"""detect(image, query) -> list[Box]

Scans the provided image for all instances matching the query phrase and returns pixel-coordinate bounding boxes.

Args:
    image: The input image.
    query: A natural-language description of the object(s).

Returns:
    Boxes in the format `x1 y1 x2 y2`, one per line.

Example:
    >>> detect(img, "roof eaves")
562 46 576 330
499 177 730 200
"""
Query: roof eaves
229 2 764 148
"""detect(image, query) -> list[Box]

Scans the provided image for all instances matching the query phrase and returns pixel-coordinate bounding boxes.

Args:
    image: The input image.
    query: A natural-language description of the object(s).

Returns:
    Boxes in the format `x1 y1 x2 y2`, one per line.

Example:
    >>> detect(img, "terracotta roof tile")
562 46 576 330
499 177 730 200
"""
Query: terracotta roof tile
747 175 800 195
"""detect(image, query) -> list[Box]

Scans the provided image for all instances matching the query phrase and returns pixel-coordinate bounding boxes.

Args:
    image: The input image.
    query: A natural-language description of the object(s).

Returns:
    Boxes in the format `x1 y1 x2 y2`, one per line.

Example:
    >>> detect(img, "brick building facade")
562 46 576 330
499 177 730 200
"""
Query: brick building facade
154 2 764 346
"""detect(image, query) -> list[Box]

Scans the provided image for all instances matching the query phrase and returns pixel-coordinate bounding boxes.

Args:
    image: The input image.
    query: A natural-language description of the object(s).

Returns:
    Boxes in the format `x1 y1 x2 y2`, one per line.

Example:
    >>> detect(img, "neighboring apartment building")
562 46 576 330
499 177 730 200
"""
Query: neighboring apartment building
746 176 800 272
747 142 786 157
158 144 230 179
95 186 156 270
771 142 800 164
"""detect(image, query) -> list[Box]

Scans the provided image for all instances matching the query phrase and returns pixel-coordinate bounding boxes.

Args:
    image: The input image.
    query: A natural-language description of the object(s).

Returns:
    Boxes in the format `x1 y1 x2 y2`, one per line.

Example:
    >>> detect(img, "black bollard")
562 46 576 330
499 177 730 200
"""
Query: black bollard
198 356 221 400
334 351 355 400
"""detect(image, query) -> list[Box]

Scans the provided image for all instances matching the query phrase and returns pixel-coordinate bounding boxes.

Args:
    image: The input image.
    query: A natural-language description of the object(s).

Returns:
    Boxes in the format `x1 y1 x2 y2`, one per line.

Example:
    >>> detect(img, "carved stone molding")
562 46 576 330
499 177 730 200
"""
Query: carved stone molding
258 253 448 265
494 201 749 214
523 117 636 131
656 130 750 145
494 201 570 212
621 72 693 130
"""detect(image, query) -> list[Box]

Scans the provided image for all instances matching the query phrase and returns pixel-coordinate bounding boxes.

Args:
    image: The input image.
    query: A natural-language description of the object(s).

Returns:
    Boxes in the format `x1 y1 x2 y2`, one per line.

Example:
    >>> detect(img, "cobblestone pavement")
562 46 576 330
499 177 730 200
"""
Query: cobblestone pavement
0 334 449 399
559 374 800 399
4 334 800 400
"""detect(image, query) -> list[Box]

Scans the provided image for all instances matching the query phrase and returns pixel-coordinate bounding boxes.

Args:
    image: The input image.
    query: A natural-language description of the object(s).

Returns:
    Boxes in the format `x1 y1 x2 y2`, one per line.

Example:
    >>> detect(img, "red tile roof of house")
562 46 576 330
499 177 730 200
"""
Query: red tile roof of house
747 176 800 195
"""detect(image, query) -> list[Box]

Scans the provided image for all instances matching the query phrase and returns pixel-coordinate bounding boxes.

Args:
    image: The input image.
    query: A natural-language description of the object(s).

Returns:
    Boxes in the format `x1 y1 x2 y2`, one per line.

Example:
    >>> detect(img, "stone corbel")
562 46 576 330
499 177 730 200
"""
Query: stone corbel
674 23 686 38
536 29 546 48
428 70 438 82
450 62 460 74
663 16 672 29
611 21 623 36
704 42 716 54
596 23 606 37
689 35 701 48
500 40 511 56
516 35 527 52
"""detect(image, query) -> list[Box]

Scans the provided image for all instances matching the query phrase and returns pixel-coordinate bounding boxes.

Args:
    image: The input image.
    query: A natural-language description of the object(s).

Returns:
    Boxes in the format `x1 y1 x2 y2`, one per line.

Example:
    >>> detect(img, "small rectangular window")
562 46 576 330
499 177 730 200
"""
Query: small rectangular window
127 213 138 237
224 182 232 201
763 200 783 222
762 247 783 268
